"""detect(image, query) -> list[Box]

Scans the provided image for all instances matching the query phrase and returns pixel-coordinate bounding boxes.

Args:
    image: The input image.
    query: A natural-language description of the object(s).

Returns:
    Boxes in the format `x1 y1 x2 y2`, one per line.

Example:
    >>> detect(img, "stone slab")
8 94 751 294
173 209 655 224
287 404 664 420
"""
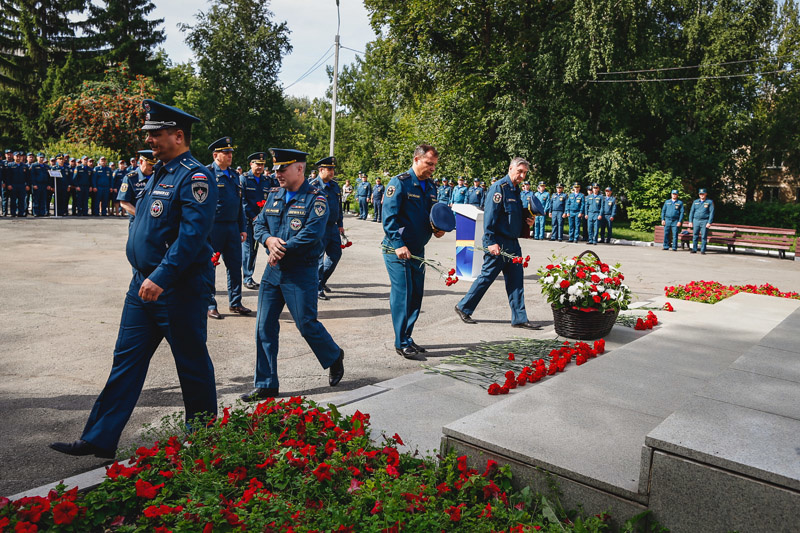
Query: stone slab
327 385 388 407
731 345 800 383
646 396 800 490
8 464 109 500
696 368 800 421
648 451 800 533
443 385 663 499
373 370 430 390
757 308 800 354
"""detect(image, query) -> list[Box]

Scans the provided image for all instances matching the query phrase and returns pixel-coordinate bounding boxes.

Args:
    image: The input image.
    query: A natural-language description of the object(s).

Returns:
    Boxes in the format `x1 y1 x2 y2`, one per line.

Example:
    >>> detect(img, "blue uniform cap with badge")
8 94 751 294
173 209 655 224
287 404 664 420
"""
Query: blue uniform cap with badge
208 137 235 152
430 202 456 233
605 186 612 191
137 150 156 164
538 181 545 186
572 182 580 188
141 99 201 131
269 148 307 171
315 156 336 168
698 188 707 194
248 152 268 164
671 189 679 195
556 183 564 188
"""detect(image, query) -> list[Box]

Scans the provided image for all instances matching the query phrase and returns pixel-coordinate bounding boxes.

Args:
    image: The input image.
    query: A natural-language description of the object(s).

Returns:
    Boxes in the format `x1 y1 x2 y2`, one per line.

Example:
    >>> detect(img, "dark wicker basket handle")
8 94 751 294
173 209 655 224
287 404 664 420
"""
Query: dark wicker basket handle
570 250 601 275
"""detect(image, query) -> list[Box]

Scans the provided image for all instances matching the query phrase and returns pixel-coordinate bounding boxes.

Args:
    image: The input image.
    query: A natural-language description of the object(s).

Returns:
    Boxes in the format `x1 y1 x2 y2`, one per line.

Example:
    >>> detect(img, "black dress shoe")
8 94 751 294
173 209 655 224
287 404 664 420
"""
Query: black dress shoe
244 281 260 290
512 321 543 330
50 439 115 459
329 349 344 386
409 341 427 353
229 305 252 315
322 284 331 293
208 309 223 319
455 305 476 324
396 346 418 359
318 291 329 301
240 387 279 402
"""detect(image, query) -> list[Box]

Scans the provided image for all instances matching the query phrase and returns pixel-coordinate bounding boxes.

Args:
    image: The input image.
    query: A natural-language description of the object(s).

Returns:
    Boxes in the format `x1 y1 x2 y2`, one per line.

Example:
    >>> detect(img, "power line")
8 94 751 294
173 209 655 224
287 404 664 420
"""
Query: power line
588 68 795 83
284 44 334 90
340 45 428 70
598 54 797 75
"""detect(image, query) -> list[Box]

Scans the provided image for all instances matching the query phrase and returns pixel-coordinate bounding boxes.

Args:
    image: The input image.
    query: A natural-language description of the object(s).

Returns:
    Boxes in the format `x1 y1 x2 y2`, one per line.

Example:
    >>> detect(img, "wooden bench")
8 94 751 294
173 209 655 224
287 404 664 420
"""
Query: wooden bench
654 223 796 259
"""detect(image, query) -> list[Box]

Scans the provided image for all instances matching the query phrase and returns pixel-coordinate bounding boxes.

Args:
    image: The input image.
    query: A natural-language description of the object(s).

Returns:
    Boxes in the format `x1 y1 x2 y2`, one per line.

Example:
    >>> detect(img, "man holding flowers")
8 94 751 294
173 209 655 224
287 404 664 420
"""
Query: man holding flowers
454 157 541 330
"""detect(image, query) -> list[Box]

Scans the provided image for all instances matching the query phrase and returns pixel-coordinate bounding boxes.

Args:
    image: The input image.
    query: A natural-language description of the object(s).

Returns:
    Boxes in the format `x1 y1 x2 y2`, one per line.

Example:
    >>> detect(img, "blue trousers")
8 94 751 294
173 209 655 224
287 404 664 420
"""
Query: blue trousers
254 264 340 389
81 269 217 451
568 214 582 241
692 220 709 252
550 213 565 240
383 252 425 349
358 197 369 219
210 222 243 309
96 188 110 216
1 187 7 215
372 201 382 222
457 243 528 325
11 187 27 216
242 220 259 285
663 221 680 249
587 214 601 243
533 216 546 239
76 187 89 215
318 229 342 290
599 216 613 242
32 186 48 216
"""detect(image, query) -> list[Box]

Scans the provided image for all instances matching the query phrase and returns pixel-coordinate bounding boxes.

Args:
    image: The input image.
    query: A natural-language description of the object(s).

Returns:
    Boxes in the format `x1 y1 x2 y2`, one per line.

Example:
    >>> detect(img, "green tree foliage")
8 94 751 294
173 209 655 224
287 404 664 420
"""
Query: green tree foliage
84 0 166 77
179 0 292 162
627 170 684 231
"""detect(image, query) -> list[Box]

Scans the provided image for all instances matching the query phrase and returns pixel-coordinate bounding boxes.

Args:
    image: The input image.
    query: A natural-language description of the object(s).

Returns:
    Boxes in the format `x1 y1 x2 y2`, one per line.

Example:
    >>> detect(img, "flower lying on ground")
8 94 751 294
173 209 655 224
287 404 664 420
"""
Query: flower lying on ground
664 281 800 304
663 302 674 312
634 311 658 330
538 254 631 313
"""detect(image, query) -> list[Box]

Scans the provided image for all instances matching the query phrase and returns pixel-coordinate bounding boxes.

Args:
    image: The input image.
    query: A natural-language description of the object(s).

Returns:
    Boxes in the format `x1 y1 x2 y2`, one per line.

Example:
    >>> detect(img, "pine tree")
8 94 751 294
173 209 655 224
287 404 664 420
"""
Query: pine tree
84 0 166 77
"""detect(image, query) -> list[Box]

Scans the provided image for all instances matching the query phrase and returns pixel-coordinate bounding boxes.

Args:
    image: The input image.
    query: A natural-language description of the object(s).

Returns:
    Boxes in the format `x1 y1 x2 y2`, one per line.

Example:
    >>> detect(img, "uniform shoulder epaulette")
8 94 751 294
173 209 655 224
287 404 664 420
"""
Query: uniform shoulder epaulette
267 187 281 193
309 186 321 195
179 157 201 171
397 172 411 181
126 170 137 178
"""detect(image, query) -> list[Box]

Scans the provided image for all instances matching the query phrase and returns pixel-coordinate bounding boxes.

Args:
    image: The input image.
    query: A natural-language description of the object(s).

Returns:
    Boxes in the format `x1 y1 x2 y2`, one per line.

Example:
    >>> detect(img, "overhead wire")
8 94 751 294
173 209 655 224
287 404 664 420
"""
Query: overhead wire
588 69 796 83
598 54 797 75
283 44 334 90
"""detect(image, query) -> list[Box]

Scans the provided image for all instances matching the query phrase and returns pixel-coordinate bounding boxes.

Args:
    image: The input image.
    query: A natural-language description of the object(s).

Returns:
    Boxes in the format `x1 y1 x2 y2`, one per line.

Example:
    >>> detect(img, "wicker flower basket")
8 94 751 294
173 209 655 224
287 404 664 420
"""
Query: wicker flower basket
550 250 619 340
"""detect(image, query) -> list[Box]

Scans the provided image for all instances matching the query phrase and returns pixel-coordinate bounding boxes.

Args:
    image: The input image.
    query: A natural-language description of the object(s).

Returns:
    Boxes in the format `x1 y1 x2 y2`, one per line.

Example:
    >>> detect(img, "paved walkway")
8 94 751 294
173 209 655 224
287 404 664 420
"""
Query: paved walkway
1 215 798 496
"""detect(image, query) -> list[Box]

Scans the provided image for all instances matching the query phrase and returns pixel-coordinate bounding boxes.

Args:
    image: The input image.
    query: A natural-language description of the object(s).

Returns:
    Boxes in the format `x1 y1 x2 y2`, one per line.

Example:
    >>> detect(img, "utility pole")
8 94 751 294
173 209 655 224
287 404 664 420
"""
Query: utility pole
329 0 340 157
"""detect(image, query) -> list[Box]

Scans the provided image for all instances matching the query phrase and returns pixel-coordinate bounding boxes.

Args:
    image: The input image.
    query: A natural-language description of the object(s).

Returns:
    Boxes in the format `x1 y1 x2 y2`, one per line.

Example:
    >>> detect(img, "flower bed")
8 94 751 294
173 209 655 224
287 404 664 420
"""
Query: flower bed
0 398 622 532
664 281 800 304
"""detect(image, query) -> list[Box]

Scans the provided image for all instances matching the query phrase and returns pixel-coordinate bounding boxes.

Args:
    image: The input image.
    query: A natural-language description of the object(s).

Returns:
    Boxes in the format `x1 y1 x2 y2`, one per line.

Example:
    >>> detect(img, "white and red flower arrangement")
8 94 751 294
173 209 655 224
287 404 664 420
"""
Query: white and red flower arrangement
537 254 632 313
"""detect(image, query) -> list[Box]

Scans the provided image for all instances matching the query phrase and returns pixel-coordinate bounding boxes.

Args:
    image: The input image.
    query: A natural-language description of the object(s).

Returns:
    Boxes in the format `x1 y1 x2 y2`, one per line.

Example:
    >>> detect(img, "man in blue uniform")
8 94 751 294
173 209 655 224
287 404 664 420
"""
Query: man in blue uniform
112 160 128 216
241 152 274 290
92 156 114 216
455 158 541 330
207 137 250 319
72 156 92 216
118 150 156 220
7 152 30 217
310 156 344 300
437 178 452 205
467 178 485 209
30 153 50 216
1 150 12 215
50 99 219 458
565 182 585 243
371 176 385 222
532 181 549 240
585 183 603 245
599 187 617 243
240 148 345 401
381 144 445 359
547 183 567 241
688 188 714 254
356 172 371 220
451 177 468 205
660 189 684 251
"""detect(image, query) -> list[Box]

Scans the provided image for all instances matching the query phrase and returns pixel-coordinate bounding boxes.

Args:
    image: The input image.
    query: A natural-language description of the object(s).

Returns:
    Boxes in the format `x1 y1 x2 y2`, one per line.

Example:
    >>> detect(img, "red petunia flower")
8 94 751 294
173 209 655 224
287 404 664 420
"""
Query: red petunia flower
135 479 164 499
52 501 79 525
312 462 333 482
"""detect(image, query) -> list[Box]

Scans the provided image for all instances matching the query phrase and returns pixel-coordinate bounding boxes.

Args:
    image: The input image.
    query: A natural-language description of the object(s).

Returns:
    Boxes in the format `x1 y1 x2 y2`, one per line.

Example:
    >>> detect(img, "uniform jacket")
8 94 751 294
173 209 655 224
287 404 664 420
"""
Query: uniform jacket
372 183 385 202
309 177 344 232
566 192 585 215
484 175 524 246
126 151 217 290
601 195 617 217
688 198 714 223
208 162 246 232
30 162 50 187
451 185 468 204
357 180 372 198
381 168 438 256
92 165 113 188
437 184 452 204
254 180 329 271
466 186 485 209
547 192 567 213
586 193 603 216
241 171 273 220
534 190 550 215
661 198 684 221
117 169 151 208
6 162 29 187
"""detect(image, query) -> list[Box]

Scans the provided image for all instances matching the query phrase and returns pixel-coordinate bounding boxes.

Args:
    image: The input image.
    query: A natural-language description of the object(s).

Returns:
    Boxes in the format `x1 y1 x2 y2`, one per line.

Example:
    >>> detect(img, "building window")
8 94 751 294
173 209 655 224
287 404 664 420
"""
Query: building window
762 186 780 203
795 187 800 204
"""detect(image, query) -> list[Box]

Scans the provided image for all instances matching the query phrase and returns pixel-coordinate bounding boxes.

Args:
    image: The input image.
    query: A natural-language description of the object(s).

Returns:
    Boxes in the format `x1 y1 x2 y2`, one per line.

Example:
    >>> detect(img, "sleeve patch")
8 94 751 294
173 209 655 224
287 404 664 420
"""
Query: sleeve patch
191 173 208 180
314 200 327 216
192 181 209 203
386 185 396 197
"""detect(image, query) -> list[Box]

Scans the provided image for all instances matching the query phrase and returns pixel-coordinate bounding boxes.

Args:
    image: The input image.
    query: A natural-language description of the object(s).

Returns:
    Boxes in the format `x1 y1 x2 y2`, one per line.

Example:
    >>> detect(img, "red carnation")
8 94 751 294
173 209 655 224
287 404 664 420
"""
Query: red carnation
560 280 570 289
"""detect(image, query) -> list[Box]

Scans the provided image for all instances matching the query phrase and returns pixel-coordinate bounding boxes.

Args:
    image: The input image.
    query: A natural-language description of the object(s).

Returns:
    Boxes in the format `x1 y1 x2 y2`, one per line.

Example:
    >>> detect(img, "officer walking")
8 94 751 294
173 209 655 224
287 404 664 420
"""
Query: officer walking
241 152 274 290
92 156 113 216
72 156 92 216
30 153 50 216
599 187 617 243
310 156 344 300
660 189 684 251
50 99 219 458
240 148 345 402
118 150 156 220
688 188 714 254
371 176 385 222
565 182 585 243
532 181 549 240
547 183 567 241
455 158 541 330
451 177 468 205
466 178 485 209
356 172 372 220
207 137 250 319
381 144 444 359
585 183 603 245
